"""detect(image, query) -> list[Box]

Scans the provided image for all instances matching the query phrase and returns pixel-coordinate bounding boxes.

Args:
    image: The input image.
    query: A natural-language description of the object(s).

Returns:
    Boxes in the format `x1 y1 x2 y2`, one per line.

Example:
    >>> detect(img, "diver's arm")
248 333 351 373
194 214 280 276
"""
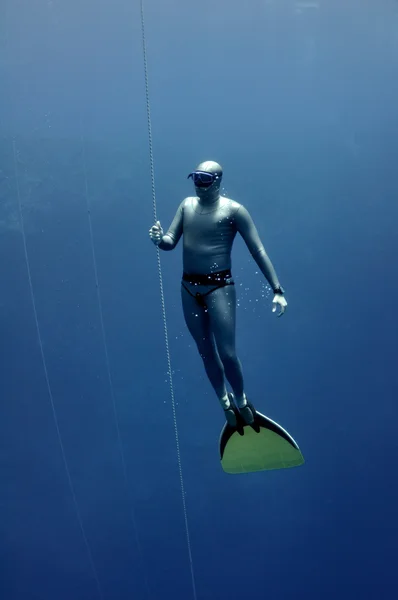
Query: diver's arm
158 202 184 251
235 205 282 292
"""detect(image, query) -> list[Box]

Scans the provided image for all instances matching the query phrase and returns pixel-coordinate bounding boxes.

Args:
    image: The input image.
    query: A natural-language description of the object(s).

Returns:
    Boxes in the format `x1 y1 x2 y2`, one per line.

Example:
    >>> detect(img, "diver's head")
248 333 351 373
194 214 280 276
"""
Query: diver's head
187 160 223 202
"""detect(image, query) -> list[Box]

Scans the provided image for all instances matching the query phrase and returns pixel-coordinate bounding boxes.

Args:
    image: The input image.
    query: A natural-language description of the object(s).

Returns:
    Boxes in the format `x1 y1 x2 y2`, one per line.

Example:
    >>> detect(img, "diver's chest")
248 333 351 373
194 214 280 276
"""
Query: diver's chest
184 211 235 236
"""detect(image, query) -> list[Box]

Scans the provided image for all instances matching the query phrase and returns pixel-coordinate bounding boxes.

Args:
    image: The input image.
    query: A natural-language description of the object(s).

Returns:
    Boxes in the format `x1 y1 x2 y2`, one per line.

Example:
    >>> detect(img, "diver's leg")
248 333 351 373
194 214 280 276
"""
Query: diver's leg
181 285 227 401
206 285 247 409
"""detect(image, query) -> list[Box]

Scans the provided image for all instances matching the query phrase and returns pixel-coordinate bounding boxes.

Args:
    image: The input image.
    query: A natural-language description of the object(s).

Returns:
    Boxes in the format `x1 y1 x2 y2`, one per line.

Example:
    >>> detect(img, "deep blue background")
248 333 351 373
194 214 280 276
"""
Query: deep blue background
1 1 398 599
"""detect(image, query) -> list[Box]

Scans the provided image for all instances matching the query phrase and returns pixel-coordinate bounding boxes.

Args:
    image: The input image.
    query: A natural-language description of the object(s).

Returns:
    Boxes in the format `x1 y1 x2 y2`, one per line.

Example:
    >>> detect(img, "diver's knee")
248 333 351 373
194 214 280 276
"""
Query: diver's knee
197 344 216 362
219 349 239 367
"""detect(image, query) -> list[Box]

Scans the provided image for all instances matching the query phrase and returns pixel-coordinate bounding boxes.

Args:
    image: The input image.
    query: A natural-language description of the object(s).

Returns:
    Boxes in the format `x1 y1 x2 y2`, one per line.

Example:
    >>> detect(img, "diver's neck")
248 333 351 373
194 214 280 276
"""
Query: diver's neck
197 192 220 206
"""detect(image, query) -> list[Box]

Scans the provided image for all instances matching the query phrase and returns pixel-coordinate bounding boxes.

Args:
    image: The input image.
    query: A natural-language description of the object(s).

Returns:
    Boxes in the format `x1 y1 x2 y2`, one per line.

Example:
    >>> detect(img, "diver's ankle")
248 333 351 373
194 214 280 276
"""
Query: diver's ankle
235 393 247 409
219 393 230 410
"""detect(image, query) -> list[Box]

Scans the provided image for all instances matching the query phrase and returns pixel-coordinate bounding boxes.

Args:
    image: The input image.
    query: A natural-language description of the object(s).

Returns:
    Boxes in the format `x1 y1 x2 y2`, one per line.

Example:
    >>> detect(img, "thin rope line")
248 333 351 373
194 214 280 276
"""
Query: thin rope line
79 133 151 598
139 3 197 599
12 139 104 600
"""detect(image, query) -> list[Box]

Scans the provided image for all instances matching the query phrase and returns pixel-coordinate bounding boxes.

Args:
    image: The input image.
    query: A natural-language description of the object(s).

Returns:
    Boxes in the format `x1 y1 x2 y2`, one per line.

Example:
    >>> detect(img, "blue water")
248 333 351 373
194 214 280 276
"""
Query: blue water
1 1 398 599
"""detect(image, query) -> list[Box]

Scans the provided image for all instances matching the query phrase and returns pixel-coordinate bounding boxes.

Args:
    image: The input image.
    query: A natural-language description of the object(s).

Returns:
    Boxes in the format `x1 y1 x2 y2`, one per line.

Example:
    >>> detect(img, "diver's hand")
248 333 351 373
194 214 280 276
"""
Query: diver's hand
149 220 163 246
272 293 287 317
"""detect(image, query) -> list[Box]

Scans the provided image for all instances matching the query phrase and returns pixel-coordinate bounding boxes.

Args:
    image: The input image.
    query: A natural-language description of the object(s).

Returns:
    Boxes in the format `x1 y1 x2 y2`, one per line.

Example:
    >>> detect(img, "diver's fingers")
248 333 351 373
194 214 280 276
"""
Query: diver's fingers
149 227 161 237
272 297 287 317
278 299 287 317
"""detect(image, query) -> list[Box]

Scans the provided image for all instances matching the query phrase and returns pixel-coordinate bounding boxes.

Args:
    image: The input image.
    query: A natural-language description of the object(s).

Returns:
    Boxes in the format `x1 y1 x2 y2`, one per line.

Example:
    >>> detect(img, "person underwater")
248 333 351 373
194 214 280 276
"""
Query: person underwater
149 160 287 431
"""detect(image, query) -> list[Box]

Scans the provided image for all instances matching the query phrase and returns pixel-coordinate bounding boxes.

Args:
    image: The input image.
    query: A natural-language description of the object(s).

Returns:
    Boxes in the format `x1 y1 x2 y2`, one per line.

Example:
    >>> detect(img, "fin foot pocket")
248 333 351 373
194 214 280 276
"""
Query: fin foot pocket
239 400 260 432
224 405 237 428
227 394 245 436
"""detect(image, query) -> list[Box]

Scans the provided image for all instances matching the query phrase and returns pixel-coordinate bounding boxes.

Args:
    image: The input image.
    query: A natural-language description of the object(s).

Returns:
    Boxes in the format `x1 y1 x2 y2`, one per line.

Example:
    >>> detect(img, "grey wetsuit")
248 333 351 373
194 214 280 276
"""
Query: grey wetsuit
158 195 281 402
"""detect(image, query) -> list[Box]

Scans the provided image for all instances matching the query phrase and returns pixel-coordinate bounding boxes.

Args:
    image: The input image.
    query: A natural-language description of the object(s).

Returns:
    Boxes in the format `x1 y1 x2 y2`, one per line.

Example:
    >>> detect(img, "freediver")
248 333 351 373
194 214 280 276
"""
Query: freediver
149 161 287 430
